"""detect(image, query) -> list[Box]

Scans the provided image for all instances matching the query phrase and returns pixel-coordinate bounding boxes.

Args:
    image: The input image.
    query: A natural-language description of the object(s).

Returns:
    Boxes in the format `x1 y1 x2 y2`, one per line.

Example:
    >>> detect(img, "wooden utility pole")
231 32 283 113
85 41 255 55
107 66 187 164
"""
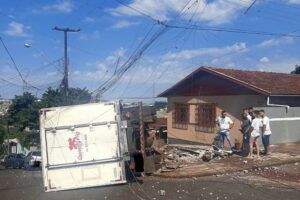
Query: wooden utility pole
52 27 80 104
138 102 145 159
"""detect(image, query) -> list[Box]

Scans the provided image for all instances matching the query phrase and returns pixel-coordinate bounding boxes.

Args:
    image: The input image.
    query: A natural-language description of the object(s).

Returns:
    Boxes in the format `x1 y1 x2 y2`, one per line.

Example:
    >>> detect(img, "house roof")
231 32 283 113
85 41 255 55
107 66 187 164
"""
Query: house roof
158 66 300 97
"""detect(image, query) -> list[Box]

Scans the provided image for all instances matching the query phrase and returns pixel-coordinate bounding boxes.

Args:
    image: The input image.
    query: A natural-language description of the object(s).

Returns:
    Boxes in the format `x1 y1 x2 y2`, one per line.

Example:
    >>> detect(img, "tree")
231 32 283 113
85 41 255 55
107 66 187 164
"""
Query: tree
6 92 40 131
68 87 92 105
40 87 92 108
1 87 92 148
154 101 167 110
291 65 300 74
4 92 41 148
40 87 63 108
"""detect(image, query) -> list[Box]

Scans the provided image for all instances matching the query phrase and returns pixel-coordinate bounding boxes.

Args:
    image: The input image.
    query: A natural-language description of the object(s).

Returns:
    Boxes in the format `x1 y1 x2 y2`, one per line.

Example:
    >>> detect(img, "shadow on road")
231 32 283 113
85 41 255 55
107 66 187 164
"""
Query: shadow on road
24 166 41 172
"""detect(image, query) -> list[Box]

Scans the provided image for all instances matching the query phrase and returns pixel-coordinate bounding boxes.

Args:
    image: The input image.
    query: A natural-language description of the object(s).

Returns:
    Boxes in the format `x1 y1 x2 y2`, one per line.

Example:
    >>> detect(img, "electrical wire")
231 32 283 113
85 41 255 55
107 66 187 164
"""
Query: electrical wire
93 0 197 99
160 23 300 38
0 37 27 88
244 0 257 14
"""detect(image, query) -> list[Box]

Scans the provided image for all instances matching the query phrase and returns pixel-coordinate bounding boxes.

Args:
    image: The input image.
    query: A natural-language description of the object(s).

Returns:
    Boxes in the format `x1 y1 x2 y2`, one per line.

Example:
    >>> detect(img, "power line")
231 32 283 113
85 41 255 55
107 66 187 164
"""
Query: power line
0 77 23 87
115 0 300 38
159 23 300 38
93 0 197 100
0 36 28 90
244 0 257 14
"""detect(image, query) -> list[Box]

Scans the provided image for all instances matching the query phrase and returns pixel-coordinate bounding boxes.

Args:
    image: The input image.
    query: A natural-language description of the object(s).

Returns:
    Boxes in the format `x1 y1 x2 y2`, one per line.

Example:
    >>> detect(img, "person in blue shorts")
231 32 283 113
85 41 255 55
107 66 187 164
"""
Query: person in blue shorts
259 110 272 155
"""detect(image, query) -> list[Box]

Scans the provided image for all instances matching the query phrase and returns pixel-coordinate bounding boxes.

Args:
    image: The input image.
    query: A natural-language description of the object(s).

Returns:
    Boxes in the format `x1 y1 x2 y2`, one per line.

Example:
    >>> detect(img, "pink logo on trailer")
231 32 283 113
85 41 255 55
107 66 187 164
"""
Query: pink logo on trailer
68 132 84 160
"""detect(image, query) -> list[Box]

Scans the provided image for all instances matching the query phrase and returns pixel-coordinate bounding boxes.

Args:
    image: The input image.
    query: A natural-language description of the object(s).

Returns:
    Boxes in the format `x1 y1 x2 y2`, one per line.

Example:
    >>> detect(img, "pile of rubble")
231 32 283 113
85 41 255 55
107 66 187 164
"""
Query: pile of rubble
160 144 233 173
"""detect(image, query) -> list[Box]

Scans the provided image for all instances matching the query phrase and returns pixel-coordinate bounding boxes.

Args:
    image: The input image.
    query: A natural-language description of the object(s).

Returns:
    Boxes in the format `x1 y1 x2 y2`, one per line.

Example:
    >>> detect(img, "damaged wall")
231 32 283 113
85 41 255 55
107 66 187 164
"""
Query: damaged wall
167 95 267 147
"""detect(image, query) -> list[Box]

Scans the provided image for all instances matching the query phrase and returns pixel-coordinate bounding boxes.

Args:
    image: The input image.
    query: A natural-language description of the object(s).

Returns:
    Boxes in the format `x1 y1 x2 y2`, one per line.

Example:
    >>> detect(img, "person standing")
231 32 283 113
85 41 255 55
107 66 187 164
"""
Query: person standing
247 107 254 122
248 111 262 159
240 112 251 156
216 111 235 151
260 110 272 155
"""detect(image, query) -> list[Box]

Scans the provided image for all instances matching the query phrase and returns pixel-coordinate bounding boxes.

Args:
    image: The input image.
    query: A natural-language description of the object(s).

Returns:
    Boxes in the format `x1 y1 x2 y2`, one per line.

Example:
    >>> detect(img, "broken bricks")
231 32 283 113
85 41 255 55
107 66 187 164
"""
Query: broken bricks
158 144 233 173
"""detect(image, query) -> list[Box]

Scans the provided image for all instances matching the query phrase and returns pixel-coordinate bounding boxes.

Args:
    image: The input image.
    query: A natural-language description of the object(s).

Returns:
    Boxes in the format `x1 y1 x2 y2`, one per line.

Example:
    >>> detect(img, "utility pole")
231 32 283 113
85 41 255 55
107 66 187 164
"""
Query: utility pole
52 27 80 104
138 102 145 171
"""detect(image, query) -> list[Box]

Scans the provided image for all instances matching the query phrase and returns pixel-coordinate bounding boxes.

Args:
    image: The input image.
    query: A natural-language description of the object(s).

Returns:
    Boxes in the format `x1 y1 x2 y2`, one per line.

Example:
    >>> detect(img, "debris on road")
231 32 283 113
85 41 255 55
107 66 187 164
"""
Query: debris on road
159 190 166 196
158 144 233 173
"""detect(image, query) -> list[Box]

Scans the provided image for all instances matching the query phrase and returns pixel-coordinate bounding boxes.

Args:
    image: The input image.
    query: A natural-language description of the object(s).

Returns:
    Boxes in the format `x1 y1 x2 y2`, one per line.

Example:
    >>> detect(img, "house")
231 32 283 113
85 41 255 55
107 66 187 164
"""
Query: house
0 99 11 116
4 138 31 155
158 66 300 146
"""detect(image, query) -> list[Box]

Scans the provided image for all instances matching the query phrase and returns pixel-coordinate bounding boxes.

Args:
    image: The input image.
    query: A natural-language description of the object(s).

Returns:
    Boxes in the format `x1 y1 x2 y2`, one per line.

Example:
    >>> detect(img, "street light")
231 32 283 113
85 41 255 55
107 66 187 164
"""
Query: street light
24 43 31 48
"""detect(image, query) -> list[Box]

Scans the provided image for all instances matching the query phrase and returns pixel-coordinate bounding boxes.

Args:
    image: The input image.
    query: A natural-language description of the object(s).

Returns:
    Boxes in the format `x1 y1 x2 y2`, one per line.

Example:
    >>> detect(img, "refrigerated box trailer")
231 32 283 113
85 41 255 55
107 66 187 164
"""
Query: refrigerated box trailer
40 101 129 192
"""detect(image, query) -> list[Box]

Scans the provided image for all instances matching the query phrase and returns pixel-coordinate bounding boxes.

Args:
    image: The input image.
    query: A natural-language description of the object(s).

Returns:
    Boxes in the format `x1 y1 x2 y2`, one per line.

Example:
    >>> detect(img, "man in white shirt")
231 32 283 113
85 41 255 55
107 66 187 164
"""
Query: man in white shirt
260 110 272 155
216 111 234 151
248 111 262 159
248 107 254 122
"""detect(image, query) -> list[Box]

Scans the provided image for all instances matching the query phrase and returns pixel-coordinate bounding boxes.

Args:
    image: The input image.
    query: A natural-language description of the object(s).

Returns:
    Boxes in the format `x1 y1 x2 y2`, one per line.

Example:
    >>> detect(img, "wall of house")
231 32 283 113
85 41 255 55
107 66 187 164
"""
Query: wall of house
167 95 266 148
254 106 300 145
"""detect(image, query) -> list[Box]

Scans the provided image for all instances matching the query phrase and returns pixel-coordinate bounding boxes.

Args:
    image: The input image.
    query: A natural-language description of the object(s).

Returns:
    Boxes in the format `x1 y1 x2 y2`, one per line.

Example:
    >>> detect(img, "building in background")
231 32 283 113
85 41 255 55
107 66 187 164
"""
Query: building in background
158 66 300 146
3 138 30 155
0 99 11 116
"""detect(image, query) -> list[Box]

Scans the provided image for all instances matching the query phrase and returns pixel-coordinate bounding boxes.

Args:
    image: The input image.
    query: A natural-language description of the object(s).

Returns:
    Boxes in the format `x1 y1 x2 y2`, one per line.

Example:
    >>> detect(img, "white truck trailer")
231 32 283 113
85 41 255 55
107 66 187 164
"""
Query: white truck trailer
39 101 129 192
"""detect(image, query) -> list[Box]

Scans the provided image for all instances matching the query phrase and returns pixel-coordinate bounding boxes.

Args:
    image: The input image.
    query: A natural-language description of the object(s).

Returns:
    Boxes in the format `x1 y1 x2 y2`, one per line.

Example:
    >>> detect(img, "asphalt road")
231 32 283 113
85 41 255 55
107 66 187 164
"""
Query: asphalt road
0 165 299 200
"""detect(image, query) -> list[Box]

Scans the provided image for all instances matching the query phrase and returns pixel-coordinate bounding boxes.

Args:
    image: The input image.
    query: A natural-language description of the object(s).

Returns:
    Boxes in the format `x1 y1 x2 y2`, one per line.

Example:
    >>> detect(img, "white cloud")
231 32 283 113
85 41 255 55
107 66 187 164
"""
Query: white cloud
163 42 247 60
79 31 100 40
256 58 300 73
256 37 294 48
83 17 96 23
112 20 140 29
108 0 253 25
4 21 30 37
83 48 127 79
72 42 251 91
47 71 58 76
73 71 81 75
34 1 74 13
287 0 300 4
259 57 269 63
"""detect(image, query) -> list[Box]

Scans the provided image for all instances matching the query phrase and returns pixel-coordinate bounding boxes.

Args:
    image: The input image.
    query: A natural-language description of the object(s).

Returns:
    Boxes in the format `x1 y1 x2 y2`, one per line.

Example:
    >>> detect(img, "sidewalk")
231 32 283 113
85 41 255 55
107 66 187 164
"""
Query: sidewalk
156 142 300 178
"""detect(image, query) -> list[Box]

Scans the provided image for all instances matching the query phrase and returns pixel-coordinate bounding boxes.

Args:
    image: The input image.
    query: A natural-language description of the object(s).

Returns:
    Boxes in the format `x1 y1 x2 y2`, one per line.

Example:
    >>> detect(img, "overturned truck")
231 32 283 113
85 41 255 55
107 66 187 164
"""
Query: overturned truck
40 102 129 192
40 101 167 192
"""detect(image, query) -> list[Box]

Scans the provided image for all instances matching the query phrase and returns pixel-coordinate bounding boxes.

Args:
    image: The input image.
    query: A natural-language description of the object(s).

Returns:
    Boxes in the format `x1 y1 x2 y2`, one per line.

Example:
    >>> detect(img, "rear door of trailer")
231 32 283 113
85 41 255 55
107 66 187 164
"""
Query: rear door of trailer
40 102 127 192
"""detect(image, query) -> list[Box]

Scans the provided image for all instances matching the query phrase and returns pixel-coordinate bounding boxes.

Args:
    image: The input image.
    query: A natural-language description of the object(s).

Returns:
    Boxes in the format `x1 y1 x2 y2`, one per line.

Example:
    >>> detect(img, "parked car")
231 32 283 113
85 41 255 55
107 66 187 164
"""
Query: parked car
24 151 42 169
4 153 25 169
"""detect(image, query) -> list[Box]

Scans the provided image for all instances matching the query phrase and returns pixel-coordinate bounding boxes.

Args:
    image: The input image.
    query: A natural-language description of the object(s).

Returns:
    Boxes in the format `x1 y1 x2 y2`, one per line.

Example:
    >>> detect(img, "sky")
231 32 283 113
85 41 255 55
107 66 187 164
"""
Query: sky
0 0 300 101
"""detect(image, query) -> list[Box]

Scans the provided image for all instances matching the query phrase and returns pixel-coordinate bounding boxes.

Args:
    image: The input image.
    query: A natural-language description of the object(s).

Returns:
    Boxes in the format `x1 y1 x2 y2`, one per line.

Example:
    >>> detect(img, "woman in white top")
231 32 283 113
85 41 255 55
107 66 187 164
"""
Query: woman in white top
247 111 262 159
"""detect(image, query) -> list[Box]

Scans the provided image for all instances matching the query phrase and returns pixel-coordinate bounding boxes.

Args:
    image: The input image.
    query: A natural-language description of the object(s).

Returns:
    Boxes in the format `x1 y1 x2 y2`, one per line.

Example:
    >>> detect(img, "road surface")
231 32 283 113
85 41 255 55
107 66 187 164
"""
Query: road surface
0 164 299 200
